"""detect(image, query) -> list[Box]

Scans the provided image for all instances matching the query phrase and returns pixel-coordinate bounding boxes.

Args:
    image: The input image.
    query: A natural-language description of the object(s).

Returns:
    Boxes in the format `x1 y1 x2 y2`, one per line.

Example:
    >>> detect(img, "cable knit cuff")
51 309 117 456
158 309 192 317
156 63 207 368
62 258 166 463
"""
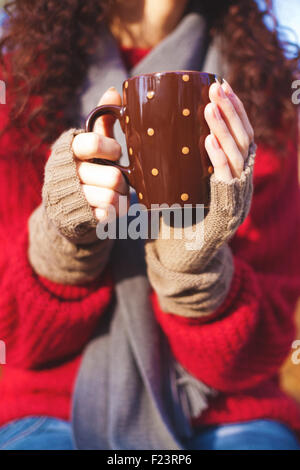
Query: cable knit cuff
43 128 99 243
208 141 256 237
145 142 257 318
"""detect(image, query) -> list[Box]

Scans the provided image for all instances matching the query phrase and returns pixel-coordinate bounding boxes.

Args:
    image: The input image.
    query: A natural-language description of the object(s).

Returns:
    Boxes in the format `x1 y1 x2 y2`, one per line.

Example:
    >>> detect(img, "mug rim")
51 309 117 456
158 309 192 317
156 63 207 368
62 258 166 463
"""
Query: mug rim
124 70 223 84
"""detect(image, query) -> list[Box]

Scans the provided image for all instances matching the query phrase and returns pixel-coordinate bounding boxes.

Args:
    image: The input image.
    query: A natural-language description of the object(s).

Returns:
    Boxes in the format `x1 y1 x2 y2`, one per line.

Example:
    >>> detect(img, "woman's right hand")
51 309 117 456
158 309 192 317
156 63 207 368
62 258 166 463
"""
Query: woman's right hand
72 87 129 222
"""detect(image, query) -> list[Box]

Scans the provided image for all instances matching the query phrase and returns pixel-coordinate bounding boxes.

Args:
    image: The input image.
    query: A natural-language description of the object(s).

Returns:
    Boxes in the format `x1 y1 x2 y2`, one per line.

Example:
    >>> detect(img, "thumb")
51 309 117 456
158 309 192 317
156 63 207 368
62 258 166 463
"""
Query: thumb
93 86 122 137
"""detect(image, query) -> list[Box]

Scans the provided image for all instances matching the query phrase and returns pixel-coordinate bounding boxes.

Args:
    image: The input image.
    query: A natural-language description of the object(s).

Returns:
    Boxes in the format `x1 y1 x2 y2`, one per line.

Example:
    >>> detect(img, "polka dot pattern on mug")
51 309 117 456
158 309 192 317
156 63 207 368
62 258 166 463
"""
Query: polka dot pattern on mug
182 146 190 155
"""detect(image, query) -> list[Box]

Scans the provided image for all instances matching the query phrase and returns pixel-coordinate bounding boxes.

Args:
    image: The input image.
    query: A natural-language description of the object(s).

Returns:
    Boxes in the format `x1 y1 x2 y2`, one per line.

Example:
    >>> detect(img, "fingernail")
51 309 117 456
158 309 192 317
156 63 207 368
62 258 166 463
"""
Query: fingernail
211 134 220 149
223 80 234 96
103 87 117 97
217 83 226 99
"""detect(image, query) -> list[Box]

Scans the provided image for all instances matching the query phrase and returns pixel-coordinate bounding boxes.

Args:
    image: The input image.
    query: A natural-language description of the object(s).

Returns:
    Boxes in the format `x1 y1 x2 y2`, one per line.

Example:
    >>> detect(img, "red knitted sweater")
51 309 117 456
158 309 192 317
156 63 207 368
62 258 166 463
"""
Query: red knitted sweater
0 47 300 439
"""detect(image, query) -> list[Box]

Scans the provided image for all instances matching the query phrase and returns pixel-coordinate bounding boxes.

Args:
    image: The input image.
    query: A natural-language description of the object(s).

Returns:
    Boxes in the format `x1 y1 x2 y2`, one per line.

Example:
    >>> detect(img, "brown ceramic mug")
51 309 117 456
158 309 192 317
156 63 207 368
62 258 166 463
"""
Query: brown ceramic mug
85 71 223 210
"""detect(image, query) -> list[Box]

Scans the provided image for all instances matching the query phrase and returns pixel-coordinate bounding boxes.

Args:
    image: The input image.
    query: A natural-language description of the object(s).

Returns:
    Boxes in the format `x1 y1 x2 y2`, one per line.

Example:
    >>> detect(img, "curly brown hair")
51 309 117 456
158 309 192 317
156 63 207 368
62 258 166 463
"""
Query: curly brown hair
0 0 299 152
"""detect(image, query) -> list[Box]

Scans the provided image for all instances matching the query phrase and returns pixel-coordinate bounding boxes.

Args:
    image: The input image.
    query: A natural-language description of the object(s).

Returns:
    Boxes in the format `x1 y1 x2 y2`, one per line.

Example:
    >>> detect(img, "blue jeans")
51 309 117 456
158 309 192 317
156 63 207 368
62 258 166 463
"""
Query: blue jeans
186 419 300 450
0 417 299 450
0 417 75 450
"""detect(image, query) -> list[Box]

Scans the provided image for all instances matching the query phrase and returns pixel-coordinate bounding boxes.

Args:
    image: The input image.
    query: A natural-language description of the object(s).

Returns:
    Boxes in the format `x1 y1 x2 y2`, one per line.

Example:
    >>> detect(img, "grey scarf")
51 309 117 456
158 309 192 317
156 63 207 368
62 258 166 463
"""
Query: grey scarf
72 5 225 451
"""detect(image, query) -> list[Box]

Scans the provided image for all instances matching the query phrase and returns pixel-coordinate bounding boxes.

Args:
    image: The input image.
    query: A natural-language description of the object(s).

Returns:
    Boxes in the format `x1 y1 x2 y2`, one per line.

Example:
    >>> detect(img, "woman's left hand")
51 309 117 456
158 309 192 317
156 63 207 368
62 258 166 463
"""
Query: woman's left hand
204 80 254 183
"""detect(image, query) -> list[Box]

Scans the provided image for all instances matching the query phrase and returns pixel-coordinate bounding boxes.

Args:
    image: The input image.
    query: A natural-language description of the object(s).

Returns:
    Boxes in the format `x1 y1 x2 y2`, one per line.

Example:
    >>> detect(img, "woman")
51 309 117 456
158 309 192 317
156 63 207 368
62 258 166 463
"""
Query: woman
0 0 299 450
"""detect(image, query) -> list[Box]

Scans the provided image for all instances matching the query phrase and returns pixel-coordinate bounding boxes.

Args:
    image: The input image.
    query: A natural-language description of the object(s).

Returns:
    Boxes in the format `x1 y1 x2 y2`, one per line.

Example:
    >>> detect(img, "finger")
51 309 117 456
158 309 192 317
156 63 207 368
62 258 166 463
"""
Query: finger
82 184 120 208
94 196 130 222
77 161 128 195
204 102 245 178
93 87 122 137
205 133 233 182
81 185 129 221
209 82 250 159
222 81 254 143
72 132 121 161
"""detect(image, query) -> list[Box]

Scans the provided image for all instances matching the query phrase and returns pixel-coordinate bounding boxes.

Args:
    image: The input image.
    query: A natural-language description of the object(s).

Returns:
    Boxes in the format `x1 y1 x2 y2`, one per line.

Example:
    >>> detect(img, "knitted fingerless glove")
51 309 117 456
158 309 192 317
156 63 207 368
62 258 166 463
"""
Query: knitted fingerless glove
28 128 114 284
144 142 257 318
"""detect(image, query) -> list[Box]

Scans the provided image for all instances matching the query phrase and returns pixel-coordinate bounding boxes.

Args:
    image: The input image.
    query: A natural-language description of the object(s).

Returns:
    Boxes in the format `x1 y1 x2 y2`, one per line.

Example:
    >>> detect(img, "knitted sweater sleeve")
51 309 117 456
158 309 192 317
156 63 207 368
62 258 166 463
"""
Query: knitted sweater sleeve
152 141 300 392
0 230 113 369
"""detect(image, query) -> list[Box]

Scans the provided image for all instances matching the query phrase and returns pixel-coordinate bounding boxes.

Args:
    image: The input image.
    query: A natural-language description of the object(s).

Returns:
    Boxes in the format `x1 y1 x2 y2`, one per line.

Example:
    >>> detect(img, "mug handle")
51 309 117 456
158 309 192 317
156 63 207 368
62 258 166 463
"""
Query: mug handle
85 105 134 187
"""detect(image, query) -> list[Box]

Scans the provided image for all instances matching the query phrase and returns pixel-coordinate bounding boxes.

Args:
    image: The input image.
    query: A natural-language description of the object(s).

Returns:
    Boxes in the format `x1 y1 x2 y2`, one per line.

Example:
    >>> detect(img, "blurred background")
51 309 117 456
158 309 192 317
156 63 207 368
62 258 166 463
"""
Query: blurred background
266 0 300 53
259 0 300 51
0 0 299 402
